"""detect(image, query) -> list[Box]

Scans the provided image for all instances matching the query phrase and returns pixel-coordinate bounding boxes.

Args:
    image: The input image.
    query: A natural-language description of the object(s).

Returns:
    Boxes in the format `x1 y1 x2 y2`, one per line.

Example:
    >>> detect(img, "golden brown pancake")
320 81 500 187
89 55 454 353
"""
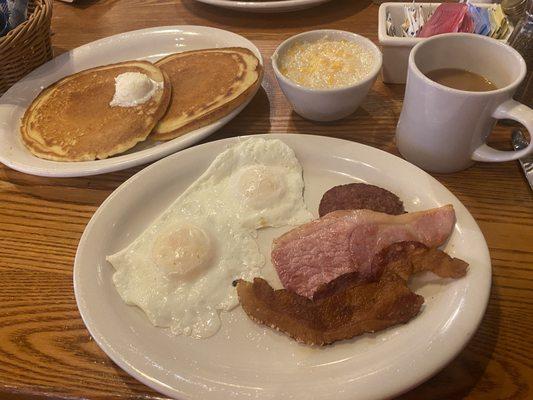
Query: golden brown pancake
152 47 263 141
20 61 171 161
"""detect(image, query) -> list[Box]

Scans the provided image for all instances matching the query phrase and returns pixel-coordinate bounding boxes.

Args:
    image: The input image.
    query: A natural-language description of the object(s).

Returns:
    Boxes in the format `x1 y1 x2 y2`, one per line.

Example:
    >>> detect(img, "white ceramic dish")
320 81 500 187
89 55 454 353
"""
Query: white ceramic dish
74 134 491 400
397 33 532 173
0 26 262 177
378 3 513 84
193 0 332 13
272 30 382 121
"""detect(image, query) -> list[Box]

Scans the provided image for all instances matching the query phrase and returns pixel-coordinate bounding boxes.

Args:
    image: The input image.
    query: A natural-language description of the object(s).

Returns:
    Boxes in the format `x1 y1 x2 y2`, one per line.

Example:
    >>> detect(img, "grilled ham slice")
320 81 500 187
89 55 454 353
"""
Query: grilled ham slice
271 205 456 298
236 242 467 346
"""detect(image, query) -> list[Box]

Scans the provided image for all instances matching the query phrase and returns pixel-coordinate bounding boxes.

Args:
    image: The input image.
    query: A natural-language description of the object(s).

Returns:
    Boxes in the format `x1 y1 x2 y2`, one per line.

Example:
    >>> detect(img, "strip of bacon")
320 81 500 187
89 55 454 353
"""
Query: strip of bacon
236 242 467 346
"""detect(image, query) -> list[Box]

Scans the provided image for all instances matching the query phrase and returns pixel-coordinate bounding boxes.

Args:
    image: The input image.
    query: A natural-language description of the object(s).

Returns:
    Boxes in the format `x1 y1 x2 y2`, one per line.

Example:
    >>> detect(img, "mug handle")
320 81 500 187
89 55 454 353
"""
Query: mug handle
472 99 533 162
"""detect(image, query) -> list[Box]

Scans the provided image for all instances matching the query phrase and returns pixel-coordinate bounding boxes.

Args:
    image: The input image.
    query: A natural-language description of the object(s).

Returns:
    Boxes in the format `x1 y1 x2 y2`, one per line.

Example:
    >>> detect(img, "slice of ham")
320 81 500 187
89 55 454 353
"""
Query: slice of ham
236 242 467 346
271 205 455 298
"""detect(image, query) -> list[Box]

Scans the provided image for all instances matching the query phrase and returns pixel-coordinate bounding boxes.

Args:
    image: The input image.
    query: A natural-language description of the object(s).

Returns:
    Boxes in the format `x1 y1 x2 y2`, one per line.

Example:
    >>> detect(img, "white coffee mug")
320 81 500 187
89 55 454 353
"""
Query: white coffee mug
396 33 533 173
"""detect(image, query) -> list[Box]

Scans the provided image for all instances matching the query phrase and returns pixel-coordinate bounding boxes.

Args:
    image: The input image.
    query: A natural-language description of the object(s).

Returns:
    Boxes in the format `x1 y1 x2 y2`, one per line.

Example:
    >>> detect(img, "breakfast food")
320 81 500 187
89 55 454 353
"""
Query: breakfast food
21 47 264 162
318 183 405 217
20 61 170 161
110 218 264 338
107 138 312 338
369 241 468 282
272 205 455 298
153 48 263 141
106 133 466 345
236 242 467 346
278 37 375 89
175 137 313 231
236 275 424 346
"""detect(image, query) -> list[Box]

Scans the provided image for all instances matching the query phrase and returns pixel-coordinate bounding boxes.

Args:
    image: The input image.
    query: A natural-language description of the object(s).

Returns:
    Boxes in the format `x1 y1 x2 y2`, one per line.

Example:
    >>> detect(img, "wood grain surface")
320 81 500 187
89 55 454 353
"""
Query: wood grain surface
0 0 532 399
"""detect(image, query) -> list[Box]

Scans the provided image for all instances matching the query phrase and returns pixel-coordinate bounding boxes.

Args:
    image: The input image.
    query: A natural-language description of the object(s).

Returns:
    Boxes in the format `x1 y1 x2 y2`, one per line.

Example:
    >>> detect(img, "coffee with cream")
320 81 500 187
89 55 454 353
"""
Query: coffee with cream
425 68 497 92
396 34 533 173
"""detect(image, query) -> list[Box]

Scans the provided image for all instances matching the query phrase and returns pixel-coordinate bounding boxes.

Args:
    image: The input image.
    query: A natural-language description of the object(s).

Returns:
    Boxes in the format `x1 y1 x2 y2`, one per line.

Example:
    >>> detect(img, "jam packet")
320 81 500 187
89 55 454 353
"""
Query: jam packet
418 3 469 37
416 2 510 39
459 11 475 33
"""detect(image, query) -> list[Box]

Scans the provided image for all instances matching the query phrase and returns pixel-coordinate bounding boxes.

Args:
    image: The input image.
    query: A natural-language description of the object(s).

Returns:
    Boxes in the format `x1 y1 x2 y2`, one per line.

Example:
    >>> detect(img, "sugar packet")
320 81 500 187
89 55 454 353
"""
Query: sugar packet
489 4 509 39
386 11 396 37
468 5 491 36
401 4 429 37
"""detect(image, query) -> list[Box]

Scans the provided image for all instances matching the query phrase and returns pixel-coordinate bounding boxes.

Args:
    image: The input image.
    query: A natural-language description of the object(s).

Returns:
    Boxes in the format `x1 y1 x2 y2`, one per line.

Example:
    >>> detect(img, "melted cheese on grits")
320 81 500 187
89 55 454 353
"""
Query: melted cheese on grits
279 37 375 89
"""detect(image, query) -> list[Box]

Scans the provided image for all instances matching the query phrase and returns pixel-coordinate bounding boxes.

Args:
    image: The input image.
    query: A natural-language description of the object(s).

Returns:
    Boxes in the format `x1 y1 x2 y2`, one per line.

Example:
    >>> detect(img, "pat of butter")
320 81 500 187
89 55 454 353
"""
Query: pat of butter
110 72 163 108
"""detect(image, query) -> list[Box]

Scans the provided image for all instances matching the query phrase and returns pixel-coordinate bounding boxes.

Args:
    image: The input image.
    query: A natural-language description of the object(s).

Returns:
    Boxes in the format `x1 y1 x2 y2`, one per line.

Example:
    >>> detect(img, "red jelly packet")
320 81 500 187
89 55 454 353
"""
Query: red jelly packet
459 12 474 33
418 3 468 38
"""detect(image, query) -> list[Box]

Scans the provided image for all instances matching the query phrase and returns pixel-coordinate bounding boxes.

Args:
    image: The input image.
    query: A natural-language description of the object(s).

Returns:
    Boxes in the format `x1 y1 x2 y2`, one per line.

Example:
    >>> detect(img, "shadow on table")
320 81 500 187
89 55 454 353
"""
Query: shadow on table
200 85 272 143
67 0 121 10
182 0 372 29
283 88 399 154
395 284 501 400
0 166 121 205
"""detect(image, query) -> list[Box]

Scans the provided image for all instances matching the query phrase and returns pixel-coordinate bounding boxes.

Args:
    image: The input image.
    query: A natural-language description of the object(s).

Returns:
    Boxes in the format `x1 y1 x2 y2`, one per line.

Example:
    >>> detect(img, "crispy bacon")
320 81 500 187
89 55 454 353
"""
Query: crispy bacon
236 242 467 346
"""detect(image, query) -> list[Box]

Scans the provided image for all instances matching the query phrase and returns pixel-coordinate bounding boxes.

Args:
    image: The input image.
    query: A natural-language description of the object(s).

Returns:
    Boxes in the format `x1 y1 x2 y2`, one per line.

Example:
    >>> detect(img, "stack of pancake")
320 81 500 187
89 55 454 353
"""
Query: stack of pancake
20 48 263 162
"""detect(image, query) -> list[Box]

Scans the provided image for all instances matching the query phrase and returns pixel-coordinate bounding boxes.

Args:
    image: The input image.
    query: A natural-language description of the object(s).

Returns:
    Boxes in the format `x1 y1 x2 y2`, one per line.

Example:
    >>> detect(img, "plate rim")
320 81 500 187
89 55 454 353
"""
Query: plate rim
0 25 263 178
74 133 491 400
193 0 332 11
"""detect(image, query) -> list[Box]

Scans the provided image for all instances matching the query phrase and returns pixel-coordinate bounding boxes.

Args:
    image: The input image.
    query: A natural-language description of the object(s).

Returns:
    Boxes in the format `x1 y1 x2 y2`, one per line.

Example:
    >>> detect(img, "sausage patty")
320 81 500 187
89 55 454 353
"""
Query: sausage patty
318 183 405 217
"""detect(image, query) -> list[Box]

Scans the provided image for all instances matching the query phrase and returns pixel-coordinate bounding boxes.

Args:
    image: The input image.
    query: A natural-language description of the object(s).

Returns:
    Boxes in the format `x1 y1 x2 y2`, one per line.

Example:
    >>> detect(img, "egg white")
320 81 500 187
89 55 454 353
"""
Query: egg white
178 137 313 230
107 138 312 338
108 214 263 338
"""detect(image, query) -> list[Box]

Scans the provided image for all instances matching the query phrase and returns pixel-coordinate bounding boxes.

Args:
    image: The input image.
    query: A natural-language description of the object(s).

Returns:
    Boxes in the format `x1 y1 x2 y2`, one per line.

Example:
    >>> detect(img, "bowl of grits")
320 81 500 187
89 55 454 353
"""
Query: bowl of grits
272 30 382 121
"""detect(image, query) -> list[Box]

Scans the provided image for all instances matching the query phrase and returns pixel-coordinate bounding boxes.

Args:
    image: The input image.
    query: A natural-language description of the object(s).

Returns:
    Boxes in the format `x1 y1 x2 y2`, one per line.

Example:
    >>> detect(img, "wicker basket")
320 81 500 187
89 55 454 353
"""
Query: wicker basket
0 0 53 95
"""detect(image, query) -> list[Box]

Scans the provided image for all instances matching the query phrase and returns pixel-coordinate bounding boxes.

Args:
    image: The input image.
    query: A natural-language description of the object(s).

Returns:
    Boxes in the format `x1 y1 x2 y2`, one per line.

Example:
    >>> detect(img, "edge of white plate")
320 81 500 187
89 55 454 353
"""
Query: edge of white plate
194 0 332 12
0 26 263 178
74 133 491 400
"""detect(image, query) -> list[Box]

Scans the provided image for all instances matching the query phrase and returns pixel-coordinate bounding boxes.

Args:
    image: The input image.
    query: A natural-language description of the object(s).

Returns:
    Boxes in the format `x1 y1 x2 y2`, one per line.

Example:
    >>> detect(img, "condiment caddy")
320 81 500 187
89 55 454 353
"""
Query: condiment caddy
378 2 514 84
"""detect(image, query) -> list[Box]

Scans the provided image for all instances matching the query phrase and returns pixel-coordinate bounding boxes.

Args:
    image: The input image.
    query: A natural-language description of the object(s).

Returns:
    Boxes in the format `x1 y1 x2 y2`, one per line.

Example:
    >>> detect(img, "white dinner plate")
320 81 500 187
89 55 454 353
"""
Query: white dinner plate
194 0 333 13
0 26 262 177
74 134 491 400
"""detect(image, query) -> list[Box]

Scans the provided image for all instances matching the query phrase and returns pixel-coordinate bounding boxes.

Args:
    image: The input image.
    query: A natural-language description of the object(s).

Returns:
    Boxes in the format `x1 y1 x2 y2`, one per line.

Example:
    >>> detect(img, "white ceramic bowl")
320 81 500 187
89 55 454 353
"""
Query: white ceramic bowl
272 30 382 121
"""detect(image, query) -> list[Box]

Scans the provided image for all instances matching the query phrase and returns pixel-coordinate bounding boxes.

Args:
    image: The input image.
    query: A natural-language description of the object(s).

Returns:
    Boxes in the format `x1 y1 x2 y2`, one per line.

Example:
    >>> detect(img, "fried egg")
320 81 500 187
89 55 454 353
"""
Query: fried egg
107 138 312 338
178 137 313 230
108 214 263 337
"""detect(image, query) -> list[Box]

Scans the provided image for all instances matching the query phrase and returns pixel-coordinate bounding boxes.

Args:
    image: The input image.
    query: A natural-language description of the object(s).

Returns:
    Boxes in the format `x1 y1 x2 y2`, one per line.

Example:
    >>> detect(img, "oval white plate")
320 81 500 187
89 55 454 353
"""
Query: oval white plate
74 134 491 400
0 26 263 177
194 0 332 13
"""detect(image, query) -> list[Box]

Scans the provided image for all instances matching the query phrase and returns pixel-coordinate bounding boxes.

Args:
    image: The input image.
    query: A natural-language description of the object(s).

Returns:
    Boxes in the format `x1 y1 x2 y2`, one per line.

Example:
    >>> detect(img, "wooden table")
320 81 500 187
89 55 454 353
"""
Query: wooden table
1 0 532 399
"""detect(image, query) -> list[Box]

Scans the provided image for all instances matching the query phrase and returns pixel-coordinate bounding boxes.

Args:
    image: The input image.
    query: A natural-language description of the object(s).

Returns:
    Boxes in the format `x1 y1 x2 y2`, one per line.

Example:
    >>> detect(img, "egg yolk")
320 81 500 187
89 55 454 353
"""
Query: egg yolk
152 224 212 275
237 165 286 209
